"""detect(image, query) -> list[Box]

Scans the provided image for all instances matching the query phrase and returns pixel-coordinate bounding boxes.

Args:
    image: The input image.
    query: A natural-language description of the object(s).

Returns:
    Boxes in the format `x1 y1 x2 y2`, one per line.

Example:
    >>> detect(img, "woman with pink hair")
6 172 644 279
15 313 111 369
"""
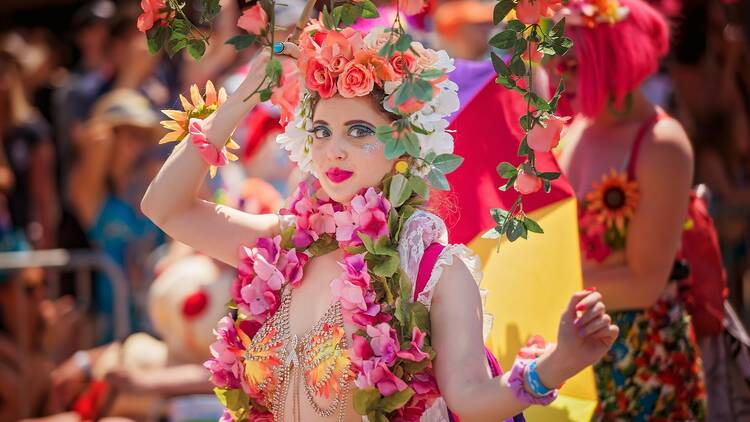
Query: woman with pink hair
552 0 707 419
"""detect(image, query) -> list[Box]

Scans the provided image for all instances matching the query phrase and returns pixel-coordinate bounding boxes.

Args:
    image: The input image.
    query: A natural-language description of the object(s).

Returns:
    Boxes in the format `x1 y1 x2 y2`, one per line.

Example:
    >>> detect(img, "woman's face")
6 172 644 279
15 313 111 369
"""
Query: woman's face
548 46 580 114
310 95 397 203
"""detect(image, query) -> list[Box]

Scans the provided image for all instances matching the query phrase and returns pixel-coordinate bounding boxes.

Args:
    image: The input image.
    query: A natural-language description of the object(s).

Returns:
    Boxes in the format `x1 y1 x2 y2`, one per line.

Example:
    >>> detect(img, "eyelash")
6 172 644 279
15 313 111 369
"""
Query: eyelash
348 124 375 138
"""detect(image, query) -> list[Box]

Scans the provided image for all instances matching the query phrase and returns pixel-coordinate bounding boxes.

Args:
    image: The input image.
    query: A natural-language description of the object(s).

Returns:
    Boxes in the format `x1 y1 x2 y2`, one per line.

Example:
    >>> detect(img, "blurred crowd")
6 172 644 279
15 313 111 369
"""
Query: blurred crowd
0 0 749 420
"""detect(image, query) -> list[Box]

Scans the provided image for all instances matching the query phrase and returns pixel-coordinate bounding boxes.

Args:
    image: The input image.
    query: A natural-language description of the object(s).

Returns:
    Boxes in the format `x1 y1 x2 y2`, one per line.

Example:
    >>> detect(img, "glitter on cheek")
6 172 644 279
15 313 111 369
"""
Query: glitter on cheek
362 143 378 154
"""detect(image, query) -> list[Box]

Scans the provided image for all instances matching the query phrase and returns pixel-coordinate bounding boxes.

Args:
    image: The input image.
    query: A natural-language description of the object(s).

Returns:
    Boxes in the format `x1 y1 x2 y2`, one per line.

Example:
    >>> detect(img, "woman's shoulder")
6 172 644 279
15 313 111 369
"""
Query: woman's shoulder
639 114 693 182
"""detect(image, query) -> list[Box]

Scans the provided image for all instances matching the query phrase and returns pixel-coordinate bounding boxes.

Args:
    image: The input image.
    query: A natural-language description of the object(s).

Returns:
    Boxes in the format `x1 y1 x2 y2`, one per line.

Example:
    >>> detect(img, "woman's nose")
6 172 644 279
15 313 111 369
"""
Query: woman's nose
326 137 347 161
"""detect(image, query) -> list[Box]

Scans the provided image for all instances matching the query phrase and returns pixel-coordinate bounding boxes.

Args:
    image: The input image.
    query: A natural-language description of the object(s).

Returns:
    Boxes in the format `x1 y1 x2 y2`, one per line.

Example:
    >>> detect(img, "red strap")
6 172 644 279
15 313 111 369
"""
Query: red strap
626 111 669 179
414 243 446 300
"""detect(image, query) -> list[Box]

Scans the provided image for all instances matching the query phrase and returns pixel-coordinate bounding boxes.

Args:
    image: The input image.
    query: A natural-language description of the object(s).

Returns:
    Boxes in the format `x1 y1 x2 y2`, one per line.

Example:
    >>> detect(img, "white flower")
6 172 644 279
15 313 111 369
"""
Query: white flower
276 115 313 173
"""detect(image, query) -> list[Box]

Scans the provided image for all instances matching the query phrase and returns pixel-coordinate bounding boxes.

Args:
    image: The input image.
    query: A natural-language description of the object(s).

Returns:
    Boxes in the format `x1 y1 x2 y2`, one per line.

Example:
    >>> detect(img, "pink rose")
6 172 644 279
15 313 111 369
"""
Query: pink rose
327 55 350 75
277 249 307 288
320 30 355 63
305 57 338 99
366 323 400 365
411 43 438 69
137 0 166 32
389 52 419 77
338 61 375 98
527 114 570 152
237 4 268 35
396 326 430 362
514 168 542 195
398 0 427 16
516 0 563 24
356 359 409 396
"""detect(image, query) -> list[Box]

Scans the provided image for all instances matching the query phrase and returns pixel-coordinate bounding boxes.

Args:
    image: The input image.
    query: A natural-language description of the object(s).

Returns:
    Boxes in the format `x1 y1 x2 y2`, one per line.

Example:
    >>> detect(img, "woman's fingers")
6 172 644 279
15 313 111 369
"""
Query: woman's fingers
272 42 300 59
574 300 605 328
579 313 612 338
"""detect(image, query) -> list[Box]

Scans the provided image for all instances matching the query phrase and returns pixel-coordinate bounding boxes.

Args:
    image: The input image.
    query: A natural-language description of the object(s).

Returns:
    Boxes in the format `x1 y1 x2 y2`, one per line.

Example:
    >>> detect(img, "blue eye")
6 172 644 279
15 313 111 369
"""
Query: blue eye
348 124 375 138
311 125 332 139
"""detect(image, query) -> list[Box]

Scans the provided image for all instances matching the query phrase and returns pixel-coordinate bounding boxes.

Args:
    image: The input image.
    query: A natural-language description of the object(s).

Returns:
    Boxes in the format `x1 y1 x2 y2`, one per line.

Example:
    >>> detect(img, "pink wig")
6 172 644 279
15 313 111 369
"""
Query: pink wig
570 0 670 117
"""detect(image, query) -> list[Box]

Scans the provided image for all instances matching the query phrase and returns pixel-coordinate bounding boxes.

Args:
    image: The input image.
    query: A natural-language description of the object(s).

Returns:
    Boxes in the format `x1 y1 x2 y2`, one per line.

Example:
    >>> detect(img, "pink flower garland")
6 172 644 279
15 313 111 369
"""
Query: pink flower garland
205 182 440 420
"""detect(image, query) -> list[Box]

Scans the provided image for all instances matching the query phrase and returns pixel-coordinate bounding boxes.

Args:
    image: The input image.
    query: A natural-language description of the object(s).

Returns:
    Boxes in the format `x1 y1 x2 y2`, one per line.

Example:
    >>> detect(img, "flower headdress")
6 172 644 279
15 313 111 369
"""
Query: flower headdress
559 0 630 27
276 22 462 198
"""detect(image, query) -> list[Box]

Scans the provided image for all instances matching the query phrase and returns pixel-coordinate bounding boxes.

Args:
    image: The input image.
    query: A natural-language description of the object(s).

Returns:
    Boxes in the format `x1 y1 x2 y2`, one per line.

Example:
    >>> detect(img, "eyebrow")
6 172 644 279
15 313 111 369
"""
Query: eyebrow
344 120 375 127
312 120 329 126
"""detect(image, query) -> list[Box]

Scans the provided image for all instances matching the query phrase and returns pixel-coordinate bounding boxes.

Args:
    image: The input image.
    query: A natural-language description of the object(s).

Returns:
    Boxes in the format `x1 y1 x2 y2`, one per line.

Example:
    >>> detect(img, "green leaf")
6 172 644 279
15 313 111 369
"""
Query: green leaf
402 132 421 158
307 235 339 256
518 138 530 156
385 138 406 159
394 33 413 52
432 154 464 174
398 272 413 300
373 255 400 278
490 207 509 224
525 92 550 111
358 232 376 254
550 17 566 38
493 0 515 25
379 387 415 412
411 302 430 332
543 179 552 193
367 411 389 422
507 218 527 242
402 357 431 373
166 37 188 58
266 58 283 84
395 298 411 331
427 168 449 191
490 53 510 77
538 42 556 56
172 18 190 36
339 3 361 26
321 5 335 29
332 4 344 26
408 176 429 198
213 388 248 411
488 30 517 50
360 0 380 18
495 74 517 89
353 388 382 414
376 125 395 143
507 19 526 33
187 39 206 60
482 227 502 239
200 0 221 23
497 162 518 179
523 216 544 234
549 79 565 112
419 69 444 80
259 88 272 102
509 56 527 76
539 171 561 181
413 79 433 101
520 114 533 132
225 34 257 51
389 174 411 207
394 82 412 106
498 175 517 192
147 26 169 54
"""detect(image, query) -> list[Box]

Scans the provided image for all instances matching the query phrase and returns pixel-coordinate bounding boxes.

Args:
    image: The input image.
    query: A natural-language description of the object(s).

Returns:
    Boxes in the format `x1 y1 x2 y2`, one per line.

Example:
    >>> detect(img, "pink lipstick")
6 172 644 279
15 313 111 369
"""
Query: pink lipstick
326 167 353 183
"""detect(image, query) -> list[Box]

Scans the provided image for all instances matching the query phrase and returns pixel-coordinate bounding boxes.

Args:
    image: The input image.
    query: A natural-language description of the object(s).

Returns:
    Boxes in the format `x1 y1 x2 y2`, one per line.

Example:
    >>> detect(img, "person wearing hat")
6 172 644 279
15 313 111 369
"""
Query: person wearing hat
68 89 165 342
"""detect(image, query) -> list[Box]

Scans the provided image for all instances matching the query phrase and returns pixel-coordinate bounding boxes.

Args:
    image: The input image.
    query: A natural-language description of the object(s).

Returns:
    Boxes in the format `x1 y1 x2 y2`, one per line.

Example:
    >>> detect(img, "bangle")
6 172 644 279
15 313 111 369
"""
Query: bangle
188 118 229 168
525 359 554 396
508 359 558 406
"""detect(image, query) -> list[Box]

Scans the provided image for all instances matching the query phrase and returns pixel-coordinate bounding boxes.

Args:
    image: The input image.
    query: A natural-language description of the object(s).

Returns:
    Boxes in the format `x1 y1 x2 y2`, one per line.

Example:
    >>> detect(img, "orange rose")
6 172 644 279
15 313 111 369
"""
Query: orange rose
237 4 268 35
354 50 398 83
386 94 426 114
516 0 563 24
398 0 427 16
137 0 166 33
327 55 350 76
337 61 375 98
527 114 570 152
306 58 337 99
389 52 418 77
514 168 542 195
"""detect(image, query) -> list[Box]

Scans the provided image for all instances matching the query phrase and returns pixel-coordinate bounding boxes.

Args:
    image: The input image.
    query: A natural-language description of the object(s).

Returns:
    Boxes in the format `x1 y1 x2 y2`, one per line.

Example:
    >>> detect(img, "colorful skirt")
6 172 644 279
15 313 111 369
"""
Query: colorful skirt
593 294 707 422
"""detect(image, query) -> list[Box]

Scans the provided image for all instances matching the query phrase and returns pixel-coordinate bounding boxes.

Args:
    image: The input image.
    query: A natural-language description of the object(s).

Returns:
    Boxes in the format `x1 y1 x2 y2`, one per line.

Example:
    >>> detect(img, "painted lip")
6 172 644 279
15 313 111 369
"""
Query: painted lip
326 167 354 183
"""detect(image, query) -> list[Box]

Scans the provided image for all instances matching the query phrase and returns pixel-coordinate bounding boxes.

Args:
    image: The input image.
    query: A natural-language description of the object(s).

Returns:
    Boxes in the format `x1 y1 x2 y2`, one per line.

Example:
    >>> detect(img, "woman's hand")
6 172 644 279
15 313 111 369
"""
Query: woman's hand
536 290 619 389
237 42 300 93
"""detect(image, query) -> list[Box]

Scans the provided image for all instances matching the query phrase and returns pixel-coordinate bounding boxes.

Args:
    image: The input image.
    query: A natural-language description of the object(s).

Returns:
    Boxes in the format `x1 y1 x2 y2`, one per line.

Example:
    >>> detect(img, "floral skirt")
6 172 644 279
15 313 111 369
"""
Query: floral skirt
593 294 707 422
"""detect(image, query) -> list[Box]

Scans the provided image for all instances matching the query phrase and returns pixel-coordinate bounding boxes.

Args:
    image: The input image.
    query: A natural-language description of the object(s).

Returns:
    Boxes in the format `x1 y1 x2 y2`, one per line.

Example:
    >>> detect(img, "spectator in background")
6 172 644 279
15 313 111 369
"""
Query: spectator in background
68 89 165 341
0 51 59 250
433 0 494 60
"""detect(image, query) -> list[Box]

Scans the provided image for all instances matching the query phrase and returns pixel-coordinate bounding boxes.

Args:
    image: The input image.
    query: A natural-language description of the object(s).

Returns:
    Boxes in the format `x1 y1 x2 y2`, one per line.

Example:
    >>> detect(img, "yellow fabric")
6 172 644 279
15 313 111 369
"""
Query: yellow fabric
469 197 597 421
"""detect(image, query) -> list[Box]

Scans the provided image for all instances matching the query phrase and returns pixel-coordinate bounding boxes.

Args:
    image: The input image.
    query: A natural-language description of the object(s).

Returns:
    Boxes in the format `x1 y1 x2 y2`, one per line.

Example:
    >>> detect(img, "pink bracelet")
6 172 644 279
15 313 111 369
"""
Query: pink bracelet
188 118 229 167
508 358 558 406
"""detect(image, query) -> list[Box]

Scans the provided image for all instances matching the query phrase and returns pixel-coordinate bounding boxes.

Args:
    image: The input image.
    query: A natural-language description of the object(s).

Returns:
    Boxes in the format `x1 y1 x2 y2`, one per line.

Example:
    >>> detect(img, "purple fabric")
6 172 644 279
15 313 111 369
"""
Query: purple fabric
447 59 497 123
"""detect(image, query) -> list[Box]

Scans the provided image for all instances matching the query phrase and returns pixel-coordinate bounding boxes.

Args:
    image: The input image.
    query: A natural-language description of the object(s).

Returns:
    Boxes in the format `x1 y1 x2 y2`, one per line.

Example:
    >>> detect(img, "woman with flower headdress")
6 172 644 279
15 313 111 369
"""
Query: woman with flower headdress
550 0 707 419
141 19 620 421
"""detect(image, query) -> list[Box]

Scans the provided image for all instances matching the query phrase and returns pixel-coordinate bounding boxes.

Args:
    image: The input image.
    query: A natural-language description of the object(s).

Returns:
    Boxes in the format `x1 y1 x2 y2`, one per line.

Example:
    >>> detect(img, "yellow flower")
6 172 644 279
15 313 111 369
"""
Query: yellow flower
395 160 409 174
159 80 237 177
584 169 639 234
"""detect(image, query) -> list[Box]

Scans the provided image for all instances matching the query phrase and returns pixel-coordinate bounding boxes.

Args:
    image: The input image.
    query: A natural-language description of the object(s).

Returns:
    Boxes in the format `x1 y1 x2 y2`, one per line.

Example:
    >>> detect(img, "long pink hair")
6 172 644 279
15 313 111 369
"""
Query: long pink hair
570 0 670 117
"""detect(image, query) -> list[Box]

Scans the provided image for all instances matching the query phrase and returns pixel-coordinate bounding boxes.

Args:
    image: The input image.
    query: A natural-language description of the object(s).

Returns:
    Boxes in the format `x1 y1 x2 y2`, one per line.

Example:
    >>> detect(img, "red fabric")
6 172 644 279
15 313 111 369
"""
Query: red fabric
444 80 575 244
241 106 282 162
626 111 669 179
414 243 446 301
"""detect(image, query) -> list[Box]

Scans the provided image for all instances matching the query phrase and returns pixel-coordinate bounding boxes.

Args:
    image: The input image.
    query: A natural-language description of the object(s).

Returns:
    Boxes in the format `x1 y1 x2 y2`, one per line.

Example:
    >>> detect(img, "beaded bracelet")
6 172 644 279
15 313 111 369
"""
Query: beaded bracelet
508 358 558 406
188 118 229 168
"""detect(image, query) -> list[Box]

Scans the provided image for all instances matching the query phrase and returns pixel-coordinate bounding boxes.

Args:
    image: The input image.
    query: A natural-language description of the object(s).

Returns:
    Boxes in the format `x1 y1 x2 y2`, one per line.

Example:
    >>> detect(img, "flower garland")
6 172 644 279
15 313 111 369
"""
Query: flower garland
205 180 440 421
